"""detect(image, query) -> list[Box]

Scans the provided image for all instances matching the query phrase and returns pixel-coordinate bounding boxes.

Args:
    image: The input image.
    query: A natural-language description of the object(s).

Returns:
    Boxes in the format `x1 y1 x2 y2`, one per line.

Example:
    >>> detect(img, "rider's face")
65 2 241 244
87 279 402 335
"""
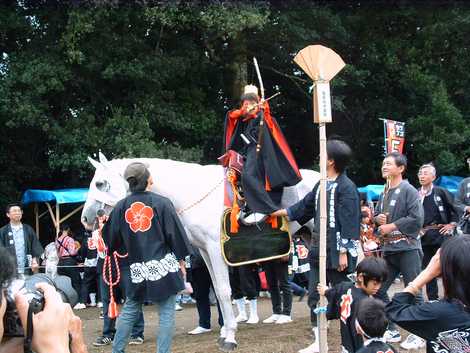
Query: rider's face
242 99 258 115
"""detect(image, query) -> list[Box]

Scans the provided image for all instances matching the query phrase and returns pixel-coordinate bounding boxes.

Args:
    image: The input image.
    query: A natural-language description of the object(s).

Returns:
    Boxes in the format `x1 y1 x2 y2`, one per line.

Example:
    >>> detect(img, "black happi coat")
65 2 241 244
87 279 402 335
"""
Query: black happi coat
0 223 43 274
223 106 301 214
287 173 361 272
420 186 459 246
386 292 470 353
325 281 370 353
103 191 191 302
356 340 397 353
455 177 470 234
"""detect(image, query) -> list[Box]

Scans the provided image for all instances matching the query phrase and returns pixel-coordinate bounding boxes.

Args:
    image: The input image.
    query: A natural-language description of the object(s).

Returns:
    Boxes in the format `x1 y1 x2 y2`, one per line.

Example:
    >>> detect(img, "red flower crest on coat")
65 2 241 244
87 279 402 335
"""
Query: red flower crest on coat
340 289 353 324
296 244 309 259
125 202 154 233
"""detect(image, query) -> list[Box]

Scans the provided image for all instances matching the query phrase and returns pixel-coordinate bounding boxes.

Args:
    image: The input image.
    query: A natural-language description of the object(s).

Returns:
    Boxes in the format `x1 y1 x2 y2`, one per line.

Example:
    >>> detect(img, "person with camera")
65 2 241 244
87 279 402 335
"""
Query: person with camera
0 203 43 276
0 247 87 353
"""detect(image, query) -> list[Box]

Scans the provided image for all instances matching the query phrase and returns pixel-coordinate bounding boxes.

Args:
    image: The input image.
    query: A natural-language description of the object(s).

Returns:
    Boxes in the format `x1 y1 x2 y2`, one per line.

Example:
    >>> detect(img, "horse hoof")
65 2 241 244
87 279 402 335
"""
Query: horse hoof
219 341 237 352
217 337 226 347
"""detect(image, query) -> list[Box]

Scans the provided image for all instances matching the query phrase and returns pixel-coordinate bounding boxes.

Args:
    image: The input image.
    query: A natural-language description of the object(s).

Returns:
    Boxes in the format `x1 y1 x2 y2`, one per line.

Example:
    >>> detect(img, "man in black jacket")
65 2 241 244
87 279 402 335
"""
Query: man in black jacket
0 203 43 276
272 139 361 353
417 163 459 300
103 162 190 353
455 157 470 235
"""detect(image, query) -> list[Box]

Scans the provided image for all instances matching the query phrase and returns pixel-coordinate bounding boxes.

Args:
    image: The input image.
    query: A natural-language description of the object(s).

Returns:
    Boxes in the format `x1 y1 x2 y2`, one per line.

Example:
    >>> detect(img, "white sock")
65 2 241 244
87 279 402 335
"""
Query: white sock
312 326 319 342
235 298 246 316
248 299 258 317
89 293 96 305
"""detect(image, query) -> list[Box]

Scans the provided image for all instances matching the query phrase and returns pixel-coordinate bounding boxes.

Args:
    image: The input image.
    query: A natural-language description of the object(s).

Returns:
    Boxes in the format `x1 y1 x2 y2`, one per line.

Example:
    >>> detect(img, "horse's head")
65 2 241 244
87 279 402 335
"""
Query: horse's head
81 152 128 230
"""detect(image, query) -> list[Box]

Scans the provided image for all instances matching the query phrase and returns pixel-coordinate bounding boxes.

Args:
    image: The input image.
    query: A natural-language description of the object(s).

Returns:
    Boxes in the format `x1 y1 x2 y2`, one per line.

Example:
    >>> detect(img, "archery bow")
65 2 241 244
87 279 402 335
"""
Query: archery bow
253 57 265 154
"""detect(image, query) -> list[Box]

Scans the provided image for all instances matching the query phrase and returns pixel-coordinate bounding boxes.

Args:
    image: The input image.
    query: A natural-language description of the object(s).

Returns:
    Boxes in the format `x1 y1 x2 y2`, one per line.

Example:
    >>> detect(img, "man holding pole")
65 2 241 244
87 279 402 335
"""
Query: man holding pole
374 152 425 350
272 139 361 353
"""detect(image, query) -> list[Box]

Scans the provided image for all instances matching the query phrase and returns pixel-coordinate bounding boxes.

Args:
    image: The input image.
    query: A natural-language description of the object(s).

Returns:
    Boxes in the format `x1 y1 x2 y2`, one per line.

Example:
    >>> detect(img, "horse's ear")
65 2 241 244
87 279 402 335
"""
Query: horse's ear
87 156 103 170
98 151 109 164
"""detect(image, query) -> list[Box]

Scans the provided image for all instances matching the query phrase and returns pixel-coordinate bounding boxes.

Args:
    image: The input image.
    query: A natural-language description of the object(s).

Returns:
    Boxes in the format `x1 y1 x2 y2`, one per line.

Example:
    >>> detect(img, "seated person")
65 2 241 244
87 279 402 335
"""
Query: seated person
222 84 301 224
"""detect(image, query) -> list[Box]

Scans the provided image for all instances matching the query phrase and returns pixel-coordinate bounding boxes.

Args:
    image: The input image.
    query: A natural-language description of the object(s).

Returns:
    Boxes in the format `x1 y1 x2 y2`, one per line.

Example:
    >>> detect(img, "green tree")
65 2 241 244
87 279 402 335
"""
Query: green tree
1 1 469 209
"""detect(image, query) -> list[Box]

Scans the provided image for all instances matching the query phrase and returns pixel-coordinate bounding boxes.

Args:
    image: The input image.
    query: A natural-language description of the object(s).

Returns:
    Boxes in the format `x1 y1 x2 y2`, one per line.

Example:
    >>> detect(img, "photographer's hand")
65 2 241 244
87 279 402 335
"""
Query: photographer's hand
69 315 88 353
15 283 72 353
0 338 23 353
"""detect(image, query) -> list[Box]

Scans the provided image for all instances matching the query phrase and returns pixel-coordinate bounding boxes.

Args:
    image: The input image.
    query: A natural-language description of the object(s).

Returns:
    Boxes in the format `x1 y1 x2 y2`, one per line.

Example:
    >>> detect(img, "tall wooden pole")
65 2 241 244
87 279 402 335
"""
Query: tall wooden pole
294 44 345 353
318 122 328 352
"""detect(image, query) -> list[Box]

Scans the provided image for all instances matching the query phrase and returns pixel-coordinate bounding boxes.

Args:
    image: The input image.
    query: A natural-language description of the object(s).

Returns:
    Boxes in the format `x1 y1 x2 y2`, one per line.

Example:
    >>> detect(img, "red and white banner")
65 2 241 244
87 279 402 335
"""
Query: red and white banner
383 119 405 154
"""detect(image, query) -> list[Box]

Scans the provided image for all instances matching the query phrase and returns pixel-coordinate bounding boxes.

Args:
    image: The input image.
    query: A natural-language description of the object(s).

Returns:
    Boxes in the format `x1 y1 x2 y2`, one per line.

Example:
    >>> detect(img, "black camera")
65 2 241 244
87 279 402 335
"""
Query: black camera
3 273 78 337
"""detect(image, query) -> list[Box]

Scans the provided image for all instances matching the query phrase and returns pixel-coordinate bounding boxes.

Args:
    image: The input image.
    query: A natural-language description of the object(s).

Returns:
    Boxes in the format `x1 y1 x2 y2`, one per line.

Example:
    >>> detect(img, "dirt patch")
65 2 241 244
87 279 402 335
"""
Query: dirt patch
80 289 425 353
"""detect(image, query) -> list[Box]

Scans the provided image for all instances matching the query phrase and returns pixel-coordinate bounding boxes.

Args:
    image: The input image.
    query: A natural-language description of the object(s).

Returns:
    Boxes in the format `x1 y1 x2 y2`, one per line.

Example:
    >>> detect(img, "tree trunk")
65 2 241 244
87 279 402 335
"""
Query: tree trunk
225 33 248 106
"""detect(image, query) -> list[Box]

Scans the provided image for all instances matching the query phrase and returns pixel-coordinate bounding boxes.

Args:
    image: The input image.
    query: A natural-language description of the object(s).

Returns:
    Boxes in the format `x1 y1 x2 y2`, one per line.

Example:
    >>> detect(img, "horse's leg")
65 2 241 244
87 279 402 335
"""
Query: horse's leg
200 245 237 352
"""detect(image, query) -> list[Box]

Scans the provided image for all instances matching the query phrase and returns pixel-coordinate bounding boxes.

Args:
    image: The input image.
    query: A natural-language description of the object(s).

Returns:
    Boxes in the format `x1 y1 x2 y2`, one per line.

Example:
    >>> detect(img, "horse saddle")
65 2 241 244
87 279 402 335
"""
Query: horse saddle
220 208 291 266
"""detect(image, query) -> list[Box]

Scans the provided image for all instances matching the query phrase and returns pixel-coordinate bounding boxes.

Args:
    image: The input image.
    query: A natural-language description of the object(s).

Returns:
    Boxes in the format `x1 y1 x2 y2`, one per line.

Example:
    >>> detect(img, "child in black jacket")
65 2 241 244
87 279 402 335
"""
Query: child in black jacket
317 257 388 353
355 298 397 353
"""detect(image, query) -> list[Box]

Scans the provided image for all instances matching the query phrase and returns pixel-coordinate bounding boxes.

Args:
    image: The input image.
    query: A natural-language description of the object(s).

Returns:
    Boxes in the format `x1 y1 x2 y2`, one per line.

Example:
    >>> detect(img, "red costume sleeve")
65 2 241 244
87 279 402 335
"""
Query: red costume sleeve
225 109 242 152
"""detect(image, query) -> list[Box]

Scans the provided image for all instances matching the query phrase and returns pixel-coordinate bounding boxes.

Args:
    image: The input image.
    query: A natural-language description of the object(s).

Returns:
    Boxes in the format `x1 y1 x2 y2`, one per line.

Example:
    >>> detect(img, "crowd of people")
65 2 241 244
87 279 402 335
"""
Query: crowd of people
0 84 469 353
0 152 468 353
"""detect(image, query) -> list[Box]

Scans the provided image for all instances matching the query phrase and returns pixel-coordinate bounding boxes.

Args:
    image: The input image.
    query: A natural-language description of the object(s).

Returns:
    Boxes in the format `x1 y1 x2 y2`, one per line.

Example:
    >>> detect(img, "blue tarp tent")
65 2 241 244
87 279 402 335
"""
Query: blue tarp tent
435 176 464 195
21 188 89 237
358 185 384 202
22 188 88 205
358 176 464 202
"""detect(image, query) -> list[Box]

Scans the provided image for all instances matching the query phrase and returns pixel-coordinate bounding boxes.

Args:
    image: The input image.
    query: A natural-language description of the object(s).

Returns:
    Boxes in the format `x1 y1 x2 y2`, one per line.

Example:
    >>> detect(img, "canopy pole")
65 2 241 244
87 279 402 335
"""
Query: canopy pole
45 202 57 228
56 203 60 236
34 203 39 238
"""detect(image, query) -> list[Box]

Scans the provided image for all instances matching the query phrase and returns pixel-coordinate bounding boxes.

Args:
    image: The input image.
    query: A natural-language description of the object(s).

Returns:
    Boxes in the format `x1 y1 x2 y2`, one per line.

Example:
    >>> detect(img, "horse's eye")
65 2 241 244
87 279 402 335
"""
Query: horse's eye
95 180 109 192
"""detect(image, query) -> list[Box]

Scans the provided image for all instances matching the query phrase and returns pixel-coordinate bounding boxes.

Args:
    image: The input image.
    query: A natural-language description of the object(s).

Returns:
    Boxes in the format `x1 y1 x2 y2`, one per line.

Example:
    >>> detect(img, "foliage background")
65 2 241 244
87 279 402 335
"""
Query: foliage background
1 0 469 210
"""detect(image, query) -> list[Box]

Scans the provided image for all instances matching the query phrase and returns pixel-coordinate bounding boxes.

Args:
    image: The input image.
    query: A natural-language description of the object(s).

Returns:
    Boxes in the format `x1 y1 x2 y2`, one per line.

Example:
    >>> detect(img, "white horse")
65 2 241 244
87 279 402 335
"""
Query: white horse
81 153 319 351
